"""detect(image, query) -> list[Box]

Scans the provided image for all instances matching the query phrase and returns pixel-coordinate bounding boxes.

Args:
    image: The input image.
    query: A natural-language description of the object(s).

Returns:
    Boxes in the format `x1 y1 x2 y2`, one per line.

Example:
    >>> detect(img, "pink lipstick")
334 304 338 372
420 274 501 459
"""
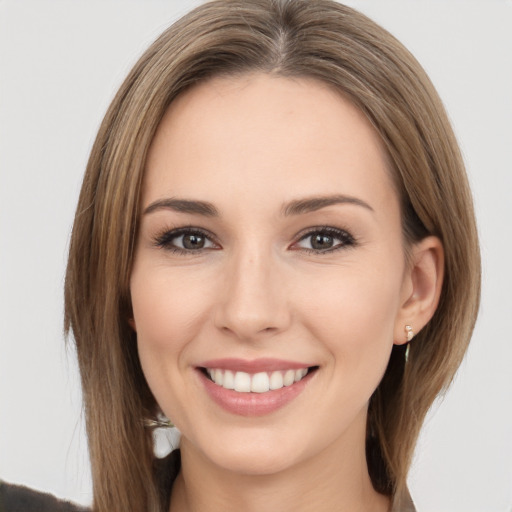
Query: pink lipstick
197 358 316 416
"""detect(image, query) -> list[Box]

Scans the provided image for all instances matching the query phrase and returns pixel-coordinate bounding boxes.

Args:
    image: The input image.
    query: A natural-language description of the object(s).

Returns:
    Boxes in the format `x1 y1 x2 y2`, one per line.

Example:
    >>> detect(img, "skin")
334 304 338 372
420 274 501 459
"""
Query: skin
130 73 443 512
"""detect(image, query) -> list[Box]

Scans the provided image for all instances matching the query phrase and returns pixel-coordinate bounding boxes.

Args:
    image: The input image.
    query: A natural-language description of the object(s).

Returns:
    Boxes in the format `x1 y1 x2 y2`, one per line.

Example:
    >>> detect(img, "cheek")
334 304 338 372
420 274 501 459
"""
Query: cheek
130 266 213 400
298 260 403 379
131 267 211 346
130 267 220 433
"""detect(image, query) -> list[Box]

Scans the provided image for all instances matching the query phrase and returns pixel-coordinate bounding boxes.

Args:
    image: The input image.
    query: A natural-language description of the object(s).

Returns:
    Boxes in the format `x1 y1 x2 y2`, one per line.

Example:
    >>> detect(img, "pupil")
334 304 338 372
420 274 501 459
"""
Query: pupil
183 234 205 249
311 234 333 250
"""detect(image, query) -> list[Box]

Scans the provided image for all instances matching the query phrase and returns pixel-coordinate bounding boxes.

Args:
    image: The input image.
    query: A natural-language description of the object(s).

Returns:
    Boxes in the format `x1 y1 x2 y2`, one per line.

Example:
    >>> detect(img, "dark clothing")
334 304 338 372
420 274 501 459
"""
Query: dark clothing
0 481 88 512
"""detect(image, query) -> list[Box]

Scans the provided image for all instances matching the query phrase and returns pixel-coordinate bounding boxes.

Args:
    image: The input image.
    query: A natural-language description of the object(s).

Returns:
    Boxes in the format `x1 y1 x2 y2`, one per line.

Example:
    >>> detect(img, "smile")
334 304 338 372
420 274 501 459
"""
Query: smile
205 368 309 393
197 358 318 416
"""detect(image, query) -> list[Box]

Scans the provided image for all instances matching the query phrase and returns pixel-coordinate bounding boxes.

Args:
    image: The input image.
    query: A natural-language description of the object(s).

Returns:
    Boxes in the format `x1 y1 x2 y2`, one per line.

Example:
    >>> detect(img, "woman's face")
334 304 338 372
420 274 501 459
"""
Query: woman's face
130 73 412 475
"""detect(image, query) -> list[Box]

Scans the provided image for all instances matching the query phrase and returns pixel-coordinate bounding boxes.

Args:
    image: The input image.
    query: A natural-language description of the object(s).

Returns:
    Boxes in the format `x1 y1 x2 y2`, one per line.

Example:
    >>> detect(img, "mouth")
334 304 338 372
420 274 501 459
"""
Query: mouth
200 366 318 393
196 358 318 416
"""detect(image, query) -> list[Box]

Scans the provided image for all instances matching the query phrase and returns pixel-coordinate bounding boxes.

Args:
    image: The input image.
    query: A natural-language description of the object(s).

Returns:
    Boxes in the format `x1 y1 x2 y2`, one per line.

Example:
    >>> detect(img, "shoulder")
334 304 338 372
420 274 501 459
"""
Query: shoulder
0 450 180 512
0 480 90 512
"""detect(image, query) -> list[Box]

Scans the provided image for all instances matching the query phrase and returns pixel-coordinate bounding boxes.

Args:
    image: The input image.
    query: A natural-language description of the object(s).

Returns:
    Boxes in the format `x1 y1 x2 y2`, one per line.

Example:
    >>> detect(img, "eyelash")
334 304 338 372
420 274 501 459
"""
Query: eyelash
152 226 218 255
292 226 356 254
152 226 356 255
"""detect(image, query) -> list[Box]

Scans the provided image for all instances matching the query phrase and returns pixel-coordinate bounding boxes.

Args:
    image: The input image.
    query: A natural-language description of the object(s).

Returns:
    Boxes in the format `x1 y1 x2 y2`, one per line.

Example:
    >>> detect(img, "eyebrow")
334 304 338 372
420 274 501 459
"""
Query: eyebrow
144 198 219 216
282 194 374 216
143 194 373 217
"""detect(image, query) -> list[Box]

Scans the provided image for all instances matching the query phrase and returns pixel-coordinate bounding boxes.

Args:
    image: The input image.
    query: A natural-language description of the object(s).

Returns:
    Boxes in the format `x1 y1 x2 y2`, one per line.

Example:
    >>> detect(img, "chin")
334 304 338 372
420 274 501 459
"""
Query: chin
211 447 300 476
185 427 308 477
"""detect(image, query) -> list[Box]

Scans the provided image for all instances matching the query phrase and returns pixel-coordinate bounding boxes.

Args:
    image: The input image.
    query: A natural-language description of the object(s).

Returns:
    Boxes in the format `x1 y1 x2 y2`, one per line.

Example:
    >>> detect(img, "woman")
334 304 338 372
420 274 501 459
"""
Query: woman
60 1 480 511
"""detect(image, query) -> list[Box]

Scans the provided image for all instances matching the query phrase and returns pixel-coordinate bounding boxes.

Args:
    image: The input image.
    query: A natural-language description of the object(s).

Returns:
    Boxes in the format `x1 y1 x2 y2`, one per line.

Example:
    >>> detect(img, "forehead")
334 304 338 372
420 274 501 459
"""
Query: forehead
143 73 397 216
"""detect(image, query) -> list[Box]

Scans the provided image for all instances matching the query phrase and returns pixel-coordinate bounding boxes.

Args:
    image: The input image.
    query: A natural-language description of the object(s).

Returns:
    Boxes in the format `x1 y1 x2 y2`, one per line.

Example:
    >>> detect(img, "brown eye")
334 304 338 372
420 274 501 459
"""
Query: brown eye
182 233 206 249
310 233 335 250
153 228 219 253
293 227 355 253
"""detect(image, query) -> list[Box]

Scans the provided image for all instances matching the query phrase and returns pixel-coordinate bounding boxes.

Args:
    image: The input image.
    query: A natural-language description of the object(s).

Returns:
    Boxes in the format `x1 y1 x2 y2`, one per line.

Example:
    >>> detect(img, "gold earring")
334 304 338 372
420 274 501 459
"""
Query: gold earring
404 325 414 363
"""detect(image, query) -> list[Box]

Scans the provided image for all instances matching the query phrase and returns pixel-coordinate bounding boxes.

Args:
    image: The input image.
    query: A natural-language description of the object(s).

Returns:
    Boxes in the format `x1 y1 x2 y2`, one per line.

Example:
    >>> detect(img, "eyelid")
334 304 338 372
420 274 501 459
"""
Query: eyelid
151 224 356 255
290 226 356 253
152 226 221 253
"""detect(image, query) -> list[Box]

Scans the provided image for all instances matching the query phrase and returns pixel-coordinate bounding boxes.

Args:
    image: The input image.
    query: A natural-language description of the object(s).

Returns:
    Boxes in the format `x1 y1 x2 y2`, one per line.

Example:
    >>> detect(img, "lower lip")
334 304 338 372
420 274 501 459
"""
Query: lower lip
198 369 314 417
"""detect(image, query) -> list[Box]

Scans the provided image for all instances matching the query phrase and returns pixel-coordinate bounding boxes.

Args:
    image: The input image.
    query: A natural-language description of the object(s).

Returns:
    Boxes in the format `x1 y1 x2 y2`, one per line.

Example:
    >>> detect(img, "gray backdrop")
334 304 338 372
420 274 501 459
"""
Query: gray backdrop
1 1 511 510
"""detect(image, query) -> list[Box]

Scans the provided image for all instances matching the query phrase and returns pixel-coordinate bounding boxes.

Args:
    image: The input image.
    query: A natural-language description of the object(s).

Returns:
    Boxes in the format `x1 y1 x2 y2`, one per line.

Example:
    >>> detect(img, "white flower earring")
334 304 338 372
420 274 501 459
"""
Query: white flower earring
143 415 174 429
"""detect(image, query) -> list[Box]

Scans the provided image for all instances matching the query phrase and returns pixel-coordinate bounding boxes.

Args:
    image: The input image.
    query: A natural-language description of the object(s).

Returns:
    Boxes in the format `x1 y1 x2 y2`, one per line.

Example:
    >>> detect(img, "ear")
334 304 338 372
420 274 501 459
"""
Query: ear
394 236 444 345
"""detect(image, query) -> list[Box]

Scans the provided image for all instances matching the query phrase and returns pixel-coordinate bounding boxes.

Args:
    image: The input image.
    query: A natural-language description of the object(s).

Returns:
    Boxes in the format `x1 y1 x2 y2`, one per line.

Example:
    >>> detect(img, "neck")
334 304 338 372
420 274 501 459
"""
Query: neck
169 417 390 512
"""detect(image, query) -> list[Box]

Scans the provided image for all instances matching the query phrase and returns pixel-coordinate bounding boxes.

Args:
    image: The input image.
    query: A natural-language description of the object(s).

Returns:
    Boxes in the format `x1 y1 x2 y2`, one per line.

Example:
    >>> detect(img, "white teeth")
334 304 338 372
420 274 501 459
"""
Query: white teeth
234 371 251 392
269 371 284 390
283 369 295 386
223 370 235 390
251 372 270 393
206 367 310 393
213 369 224 386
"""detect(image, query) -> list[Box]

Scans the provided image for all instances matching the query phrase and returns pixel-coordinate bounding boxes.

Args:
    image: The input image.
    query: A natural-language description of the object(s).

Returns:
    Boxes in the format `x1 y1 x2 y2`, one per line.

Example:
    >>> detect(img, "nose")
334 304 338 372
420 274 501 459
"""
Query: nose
214 246 291 341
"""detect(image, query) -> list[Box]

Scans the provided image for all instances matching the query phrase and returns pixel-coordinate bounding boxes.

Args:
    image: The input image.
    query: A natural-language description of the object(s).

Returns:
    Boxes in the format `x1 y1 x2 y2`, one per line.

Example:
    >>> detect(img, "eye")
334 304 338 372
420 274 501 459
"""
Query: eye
292 227 355 253
153 227 219 254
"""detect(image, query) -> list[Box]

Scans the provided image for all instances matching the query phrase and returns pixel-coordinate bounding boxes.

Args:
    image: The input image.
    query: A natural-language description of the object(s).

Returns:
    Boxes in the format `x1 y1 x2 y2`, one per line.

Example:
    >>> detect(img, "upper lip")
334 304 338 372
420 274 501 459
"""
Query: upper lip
198 358 313 373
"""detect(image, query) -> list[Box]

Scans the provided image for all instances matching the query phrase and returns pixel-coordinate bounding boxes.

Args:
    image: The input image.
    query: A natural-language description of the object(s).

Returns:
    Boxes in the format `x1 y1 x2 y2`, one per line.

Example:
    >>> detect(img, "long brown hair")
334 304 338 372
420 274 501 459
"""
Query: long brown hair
64 1 481 510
